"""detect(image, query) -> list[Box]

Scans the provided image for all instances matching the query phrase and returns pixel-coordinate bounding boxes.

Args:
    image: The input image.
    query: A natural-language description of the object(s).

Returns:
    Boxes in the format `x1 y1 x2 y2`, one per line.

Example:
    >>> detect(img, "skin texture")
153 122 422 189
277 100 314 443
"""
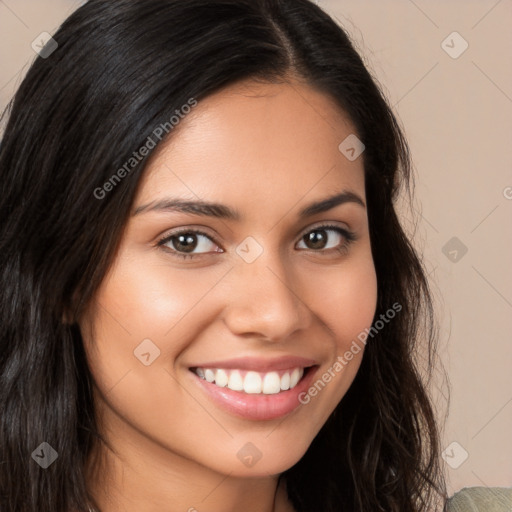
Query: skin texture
81 77 378 512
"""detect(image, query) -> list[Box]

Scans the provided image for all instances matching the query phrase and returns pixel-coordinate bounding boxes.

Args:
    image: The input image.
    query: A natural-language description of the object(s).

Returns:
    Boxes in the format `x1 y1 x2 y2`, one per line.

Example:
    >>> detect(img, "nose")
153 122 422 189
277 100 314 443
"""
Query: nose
221 249 312 342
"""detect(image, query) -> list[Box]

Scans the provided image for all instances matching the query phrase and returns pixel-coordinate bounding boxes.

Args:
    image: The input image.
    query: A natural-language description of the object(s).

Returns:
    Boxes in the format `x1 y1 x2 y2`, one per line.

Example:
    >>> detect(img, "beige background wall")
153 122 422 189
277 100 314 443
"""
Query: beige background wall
1 0 511 496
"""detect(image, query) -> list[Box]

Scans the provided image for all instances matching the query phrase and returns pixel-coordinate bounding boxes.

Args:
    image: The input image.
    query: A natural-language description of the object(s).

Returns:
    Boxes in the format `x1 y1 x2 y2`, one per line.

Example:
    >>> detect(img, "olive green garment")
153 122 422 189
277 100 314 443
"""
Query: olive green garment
446 487 512 512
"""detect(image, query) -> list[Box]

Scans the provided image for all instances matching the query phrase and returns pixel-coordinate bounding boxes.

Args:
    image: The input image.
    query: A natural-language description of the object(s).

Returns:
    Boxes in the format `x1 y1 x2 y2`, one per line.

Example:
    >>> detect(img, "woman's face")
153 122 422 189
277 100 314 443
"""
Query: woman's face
80 78 377 478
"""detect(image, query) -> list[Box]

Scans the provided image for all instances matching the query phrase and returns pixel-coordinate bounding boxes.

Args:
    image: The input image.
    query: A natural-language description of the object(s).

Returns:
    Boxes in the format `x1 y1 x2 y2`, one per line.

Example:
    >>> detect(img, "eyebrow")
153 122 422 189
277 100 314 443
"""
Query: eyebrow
132 190 365 219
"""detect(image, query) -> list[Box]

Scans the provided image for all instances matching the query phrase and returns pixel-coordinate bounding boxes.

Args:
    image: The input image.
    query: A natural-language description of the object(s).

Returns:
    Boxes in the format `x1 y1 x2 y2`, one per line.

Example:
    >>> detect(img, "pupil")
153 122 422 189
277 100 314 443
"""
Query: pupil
307 230 326 249
175 234 197 253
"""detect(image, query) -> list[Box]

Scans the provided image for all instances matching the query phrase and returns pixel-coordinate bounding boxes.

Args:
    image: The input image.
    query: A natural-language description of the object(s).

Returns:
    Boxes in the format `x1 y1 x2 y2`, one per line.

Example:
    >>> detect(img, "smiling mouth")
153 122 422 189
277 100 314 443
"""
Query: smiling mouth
190 366 313 394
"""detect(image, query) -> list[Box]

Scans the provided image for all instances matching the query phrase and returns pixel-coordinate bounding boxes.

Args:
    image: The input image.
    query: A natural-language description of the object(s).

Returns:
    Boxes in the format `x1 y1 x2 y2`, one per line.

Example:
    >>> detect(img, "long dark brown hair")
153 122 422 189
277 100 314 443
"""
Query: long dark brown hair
0 0 447 510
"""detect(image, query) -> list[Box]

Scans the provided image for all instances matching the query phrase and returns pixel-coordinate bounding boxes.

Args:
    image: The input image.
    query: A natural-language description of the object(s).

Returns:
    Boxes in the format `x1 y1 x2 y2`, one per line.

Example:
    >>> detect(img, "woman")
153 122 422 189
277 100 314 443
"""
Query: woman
0 0 447 510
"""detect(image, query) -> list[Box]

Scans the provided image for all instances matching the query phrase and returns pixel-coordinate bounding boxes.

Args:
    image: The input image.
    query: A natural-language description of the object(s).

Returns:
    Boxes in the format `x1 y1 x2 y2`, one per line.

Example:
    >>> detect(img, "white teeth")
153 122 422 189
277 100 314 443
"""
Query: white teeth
290 368 303 388
262 372 281 394
194 366 306 394
280 372 290 391
228 370 244 391
214 369 229 387
243 371 262 394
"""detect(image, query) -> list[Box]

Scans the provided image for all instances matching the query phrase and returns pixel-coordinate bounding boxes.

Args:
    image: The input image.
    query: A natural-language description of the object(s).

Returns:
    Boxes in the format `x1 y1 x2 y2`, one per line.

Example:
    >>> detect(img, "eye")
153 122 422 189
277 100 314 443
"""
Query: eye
157 229 222 259
296 224 356 254
157 224 357 260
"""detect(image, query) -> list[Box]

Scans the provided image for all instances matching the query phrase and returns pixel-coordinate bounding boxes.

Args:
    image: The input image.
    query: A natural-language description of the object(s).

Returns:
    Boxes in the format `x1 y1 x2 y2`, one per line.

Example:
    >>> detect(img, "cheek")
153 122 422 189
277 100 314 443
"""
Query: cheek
306 253 378 351
295 255 377 412
79 256 234 419
78 262 216 459
84 257 226 351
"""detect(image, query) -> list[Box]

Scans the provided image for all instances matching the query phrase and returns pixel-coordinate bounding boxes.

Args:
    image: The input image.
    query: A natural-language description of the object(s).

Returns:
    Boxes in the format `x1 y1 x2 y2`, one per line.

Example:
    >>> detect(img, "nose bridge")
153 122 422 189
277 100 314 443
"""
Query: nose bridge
222 239 311 340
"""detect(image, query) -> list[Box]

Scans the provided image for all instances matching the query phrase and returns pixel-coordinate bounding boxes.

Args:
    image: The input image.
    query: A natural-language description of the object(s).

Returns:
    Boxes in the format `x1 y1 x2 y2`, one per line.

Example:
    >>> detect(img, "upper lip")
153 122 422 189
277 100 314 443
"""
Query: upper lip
189 355 317 372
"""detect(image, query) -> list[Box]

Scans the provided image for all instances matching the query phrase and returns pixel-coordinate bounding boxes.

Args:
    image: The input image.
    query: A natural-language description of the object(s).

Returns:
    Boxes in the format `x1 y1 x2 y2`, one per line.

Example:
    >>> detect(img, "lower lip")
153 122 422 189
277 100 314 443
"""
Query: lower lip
190 366 319 421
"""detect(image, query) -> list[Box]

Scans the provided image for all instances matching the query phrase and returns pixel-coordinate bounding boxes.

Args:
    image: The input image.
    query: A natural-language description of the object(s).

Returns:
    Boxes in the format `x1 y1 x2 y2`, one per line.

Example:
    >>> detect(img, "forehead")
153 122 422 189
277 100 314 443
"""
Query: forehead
134 78 365 219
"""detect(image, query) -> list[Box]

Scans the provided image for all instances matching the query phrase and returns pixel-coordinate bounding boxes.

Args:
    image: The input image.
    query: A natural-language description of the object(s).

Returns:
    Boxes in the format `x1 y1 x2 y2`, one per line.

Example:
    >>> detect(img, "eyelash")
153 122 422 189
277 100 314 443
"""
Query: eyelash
157 224 357 260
